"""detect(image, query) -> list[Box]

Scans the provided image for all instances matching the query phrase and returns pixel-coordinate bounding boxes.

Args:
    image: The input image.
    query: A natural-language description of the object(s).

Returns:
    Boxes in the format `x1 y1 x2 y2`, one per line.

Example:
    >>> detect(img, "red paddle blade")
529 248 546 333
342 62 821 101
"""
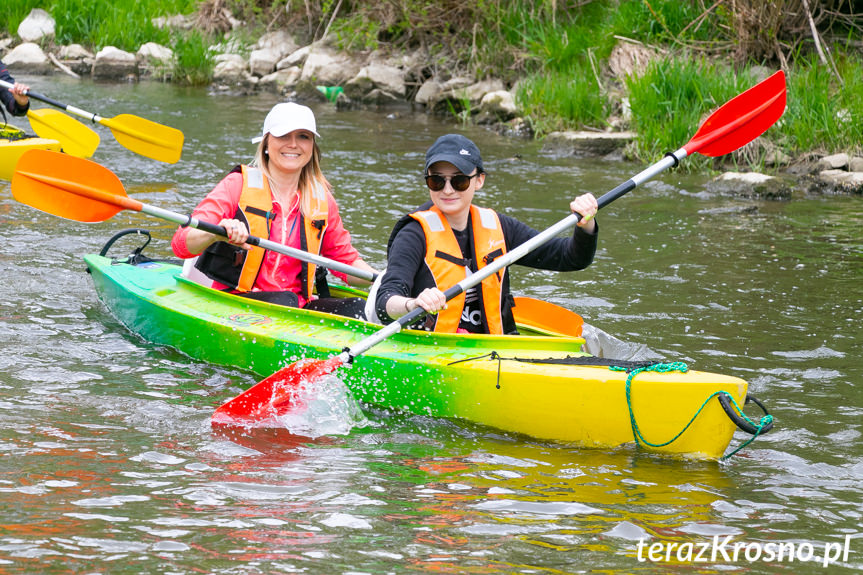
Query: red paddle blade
211 356 346 425
685 70 786 157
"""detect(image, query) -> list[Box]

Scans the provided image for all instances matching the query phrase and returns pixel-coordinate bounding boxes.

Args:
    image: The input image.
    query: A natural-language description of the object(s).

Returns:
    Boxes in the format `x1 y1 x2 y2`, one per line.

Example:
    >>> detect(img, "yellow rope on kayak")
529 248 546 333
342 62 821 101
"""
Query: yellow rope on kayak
611 362 772 459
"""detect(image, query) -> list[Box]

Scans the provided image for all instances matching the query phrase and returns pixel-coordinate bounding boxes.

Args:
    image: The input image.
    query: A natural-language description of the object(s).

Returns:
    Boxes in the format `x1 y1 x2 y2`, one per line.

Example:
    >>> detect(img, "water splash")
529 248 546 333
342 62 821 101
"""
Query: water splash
274 373 368 438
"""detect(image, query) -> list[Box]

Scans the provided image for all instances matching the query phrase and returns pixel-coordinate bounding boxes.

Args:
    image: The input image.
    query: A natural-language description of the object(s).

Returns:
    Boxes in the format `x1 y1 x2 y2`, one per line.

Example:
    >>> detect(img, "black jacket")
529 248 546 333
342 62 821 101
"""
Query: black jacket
1 61 30 118
375 200 598 333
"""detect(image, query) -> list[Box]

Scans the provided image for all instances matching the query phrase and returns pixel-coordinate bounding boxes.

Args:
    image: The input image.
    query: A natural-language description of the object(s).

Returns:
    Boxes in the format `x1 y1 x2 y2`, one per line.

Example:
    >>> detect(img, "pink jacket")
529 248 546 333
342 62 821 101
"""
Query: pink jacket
172 171 360 306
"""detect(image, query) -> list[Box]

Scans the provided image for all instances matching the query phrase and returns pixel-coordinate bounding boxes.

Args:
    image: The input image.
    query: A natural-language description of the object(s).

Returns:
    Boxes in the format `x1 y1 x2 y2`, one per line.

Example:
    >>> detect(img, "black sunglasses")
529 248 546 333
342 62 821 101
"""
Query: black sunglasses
425 173 480 192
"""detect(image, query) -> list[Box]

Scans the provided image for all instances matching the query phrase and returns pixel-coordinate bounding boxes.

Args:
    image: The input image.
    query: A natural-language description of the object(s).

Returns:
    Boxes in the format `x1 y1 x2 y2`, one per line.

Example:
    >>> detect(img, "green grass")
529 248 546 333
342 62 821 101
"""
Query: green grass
3 0 860 161
625 59 757 167
516 63 610 135
611 0 729 45
3 0 196 53
780 53 863 155
3 0 49 34
52 0 195 51
172 29 214 86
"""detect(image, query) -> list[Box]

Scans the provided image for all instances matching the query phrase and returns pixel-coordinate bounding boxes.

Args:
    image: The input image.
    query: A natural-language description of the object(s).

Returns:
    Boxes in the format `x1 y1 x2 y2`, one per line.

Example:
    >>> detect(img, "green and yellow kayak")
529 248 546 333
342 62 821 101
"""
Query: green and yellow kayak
84 251 767 459
1 124 61 181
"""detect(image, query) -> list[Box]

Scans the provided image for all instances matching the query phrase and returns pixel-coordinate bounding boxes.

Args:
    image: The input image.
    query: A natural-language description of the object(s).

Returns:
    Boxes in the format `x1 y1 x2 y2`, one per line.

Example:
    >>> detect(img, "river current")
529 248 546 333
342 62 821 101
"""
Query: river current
0 76 861 574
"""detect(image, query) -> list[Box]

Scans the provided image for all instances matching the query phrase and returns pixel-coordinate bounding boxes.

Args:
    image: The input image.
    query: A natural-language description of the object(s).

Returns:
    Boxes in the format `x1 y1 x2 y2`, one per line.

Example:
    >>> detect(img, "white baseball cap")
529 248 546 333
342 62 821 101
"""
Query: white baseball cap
252 102 320 143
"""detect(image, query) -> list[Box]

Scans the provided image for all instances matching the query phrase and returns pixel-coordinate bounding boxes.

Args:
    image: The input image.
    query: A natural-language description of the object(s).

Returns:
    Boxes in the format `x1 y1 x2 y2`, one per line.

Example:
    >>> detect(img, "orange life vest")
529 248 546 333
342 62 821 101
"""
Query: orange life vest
198 166 328 297
409 204 507 334
296 182 329 300
235 166 273 292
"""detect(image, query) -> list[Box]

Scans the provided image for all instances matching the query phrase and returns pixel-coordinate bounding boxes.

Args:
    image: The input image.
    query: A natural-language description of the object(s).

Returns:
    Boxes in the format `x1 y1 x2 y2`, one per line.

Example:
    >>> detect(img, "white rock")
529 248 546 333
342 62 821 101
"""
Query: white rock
817 153 849 170
17 8 55 42
137 42 174 64
3 42 51 74
479 90 517 117
249 47 281 77
59 44 93 59
279 46 311 69
213 55 247 82
299 46 360 86
92 46 138 79
346 63 406 98
716 171 774 184
415 78 443 104
259 67 301 93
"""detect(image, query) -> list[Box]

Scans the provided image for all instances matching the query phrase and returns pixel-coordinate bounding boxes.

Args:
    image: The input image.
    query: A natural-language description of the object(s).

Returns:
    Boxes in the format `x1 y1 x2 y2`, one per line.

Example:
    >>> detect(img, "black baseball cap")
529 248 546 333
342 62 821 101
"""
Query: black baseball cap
424 134 484 175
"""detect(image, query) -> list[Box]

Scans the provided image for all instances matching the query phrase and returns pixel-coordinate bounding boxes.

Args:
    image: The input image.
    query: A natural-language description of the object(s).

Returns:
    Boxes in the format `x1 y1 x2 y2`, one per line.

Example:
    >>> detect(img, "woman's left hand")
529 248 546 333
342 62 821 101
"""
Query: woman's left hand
570 193 598 232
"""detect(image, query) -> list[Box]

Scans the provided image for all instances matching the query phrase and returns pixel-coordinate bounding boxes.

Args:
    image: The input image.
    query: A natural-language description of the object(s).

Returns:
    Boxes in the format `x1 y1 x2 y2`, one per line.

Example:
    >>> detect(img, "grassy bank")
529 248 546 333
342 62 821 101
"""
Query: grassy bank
3 0 862 168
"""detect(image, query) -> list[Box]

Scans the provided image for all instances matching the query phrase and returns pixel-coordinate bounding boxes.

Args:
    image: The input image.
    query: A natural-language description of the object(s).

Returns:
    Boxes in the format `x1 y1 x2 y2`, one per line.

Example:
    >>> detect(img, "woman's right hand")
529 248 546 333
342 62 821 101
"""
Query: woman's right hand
219 218 249 248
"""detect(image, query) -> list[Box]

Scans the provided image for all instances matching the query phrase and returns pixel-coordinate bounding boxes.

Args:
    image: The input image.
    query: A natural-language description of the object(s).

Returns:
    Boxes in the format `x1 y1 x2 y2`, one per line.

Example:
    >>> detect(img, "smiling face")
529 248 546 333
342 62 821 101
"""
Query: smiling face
265 130 315 176
427 161 484 230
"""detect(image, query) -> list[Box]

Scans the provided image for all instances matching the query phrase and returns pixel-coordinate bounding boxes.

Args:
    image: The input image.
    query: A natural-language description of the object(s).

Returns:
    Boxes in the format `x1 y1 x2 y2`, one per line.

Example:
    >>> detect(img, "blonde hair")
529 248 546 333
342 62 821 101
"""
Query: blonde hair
252 134 331 217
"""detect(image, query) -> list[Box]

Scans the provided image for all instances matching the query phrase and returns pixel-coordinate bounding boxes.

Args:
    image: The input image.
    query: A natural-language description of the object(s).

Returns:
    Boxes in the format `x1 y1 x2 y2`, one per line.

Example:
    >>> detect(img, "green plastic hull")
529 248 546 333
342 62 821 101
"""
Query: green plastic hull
84 254 750 458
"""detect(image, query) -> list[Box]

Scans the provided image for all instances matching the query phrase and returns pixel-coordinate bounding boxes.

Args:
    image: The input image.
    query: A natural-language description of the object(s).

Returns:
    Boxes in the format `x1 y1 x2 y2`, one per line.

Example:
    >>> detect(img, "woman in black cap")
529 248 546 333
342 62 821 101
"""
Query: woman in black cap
374 133 598 334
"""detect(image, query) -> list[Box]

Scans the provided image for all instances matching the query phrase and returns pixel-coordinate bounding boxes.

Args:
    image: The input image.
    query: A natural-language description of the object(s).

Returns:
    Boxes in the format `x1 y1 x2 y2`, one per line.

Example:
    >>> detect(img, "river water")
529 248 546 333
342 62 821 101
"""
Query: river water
1 76 861 574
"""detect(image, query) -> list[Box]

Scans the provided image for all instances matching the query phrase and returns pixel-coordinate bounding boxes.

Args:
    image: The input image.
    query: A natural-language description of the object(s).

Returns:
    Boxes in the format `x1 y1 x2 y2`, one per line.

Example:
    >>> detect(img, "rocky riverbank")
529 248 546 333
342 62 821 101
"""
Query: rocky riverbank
5 8 862 196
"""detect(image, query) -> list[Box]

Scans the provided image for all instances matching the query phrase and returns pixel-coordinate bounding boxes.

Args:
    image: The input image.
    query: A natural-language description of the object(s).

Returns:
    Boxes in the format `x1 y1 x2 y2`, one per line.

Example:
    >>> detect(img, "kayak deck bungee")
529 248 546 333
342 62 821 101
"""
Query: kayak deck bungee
1 125 61 180
84 246 764 459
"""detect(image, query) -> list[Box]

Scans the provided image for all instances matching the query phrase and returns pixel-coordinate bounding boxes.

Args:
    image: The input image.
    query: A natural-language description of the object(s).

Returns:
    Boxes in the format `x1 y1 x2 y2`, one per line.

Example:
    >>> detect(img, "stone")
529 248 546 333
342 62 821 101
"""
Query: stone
707 171 791 199
137 43 174 65
212 54 247 82
542 131 636 157
249 47 281 76
817 153 849 170
92 46 138 80
255 30 298 59
345 63 406 100
258 67 301 94
458 79 505 104
279 46 311 69
298 46 361 87
59 44 93 60
2 42 51 74
17 8 55 43
415 78 443 104
479 90 518 120
818 169 863 193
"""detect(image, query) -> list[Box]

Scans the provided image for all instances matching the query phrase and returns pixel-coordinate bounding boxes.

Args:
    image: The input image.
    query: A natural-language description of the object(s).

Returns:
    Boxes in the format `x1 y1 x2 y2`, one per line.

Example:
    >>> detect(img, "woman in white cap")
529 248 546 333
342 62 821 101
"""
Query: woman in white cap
172 102 377 317
374 133 598 334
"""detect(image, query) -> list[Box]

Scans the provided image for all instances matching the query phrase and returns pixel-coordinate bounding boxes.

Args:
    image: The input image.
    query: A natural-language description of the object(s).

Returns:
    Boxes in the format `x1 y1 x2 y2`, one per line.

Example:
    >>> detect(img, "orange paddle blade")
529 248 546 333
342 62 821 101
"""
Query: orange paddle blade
212 356 346 425
685 70 786 157
512 296 583 337
11 150 142 222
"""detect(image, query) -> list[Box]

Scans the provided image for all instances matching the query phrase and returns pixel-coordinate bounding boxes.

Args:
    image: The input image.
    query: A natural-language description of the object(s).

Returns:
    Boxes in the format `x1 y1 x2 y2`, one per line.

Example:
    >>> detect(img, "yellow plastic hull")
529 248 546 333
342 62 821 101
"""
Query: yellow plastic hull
85 254 750 459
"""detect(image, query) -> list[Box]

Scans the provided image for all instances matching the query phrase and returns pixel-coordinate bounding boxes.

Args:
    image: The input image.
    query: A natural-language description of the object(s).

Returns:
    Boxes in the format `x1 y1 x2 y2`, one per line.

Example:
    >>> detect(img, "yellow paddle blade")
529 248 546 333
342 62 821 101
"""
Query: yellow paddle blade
27 108 100 158
512 296 584 337
101 113 184 164
11 149 133 222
